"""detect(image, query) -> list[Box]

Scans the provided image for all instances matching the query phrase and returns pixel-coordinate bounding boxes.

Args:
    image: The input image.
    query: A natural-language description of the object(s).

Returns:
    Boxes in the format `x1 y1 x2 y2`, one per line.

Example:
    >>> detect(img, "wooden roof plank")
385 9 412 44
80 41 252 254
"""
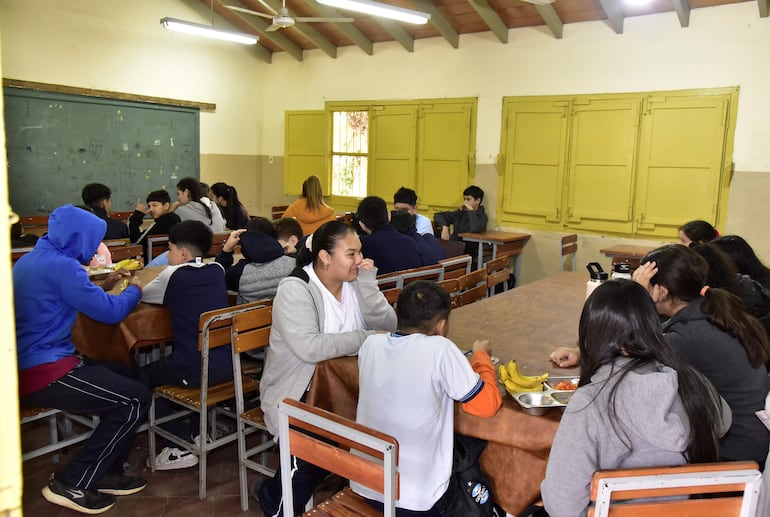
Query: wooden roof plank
597 0 624 33
312 3 374 55
534 4 564 39
467 0 508 43
411 0 460 48
672 0 691 27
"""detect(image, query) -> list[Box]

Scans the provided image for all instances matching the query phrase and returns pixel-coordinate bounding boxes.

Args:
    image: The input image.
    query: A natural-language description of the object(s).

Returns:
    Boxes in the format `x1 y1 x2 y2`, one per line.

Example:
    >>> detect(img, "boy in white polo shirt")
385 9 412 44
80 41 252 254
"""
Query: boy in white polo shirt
353 280 502 514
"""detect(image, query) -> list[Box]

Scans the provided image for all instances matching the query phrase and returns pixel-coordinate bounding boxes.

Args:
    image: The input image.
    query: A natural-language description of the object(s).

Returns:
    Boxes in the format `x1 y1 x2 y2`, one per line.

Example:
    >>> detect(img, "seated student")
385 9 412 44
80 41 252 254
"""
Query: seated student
357 195 424 275
214 217 294 303
274 216 304 257
210 182 249 230
140 220 231 470
175 177 226 232
129 189 182 254
10 220 38 248
15 204 148 514
541 279 730 517
390 209 445 266
393 186 433 235
282 174 337 235
713 234 770 291
81 182 130 240
353 281 501 515
678 219 719 246
434 185 488 258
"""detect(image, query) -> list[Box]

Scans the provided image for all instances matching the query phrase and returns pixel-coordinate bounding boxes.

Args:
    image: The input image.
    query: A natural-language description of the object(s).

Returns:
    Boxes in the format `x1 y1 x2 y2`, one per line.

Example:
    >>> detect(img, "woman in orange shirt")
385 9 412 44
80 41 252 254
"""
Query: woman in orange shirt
282 175 336 235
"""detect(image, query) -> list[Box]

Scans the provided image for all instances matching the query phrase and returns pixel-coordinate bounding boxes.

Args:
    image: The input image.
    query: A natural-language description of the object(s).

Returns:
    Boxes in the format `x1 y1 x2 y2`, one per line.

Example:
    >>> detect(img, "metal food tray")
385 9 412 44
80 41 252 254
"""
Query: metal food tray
508 376 579 416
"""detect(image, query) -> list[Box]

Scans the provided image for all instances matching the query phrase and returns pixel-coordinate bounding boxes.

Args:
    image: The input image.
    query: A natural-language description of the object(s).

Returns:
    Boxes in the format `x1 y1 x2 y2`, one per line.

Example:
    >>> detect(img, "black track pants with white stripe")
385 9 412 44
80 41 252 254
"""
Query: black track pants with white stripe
21 362 151 490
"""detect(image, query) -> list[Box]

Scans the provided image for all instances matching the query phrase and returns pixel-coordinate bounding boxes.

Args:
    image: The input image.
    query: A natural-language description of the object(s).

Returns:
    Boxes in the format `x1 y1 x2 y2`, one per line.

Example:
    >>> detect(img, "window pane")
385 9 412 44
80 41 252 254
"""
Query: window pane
332 111 368 153
331 155 367 197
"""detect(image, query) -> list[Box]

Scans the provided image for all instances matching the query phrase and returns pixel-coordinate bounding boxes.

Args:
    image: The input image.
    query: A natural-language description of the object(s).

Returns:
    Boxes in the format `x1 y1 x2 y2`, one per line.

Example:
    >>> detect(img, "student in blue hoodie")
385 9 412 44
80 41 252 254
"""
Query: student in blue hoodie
14 204 148 515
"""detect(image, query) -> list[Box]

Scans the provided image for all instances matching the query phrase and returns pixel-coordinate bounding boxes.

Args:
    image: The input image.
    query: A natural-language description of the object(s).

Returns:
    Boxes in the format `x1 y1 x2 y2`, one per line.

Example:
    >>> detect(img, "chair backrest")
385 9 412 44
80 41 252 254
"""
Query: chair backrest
439 254 472 280
231 304 273 354
271 205 289 221
456 268 488 307
146 234 170 259
109 244 144 263
20 215 49 236
588 461 762 517
278 398 399 517
486 255 511 293
208 232 230 257
377 264 444 290
382 287 401 307
437 278 461 308
561 234 578 272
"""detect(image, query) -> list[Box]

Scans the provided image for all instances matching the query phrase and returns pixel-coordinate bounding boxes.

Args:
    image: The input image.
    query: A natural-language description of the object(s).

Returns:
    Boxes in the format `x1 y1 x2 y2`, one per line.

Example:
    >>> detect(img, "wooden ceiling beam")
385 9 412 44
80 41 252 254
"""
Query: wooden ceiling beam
259 0 338 58
758 0 769 17
376 19 415 52
410 0 459 48
534 4 564 39
467 0 508 43
672 0 691 27
598 0 625 33
311 3 374 55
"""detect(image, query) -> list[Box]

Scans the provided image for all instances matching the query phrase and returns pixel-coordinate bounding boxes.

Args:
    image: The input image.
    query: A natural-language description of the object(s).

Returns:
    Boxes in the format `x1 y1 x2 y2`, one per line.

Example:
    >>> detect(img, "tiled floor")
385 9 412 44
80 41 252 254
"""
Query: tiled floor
21 423 277 516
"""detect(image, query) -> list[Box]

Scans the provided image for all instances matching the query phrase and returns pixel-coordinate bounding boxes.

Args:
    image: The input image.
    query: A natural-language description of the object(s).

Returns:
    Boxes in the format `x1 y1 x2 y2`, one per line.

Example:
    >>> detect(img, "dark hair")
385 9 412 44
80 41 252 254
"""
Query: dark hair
397 280 451 333
81 183 111 207
690 242 740 296
463 185 484 203
274 217 303 241
176 177 213 222
642 244 770 367
199 182 210 197
679 220 718 244
168 220 213 258
295 220 354 268
393 186 418 207
357 196 388 230
712 235 770 290
146 189 171 205
579 279 722 463
210 182 247 229
246 216 277 238
390 210 416 234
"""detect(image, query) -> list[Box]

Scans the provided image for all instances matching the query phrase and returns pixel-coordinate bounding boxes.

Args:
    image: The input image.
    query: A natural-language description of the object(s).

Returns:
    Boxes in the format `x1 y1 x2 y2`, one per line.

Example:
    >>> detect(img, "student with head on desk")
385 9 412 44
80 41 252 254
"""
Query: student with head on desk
14 204 147 514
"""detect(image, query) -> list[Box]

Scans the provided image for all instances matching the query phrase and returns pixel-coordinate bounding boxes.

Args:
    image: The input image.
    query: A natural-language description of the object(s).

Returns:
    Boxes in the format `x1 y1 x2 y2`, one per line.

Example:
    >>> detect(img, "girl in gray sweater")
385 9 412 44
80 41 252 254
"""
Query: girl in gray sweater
542 280 729 517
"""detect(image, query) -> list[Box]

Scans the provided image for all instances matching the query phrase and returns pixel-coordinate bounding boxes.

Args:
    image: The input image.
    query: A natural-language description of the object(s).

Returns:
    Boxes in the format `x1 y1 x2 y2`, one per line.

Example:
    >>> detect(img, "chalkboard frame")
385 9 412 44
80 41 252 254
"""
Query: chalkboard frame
4 84 203 216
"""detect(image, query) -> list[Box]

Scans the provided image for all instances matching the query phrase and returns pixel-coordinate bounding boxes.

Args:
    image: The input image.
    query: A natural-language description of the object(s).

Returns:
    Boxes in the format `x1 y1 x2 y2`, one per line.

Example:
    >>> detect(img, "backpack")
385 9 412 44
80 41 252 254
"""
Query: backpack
436 434 504 517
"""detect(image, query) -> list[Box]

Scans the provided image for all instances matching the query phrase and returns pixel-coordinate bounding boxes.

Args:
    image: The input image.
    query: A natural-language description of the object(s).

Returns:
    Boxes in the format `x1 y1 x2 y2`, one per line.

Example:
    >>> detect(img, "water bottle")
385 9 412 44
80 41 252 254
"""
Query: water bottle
586 262 608 299
611 263 632 280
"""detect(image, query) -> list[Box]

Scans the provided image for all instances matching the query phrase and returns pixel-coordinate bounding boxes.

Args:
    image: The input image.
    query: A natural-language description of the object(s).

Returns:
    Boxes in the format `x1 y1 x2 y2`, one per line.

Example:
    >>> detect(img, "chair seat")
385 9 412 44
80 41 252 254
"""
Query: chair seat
305 487 380 517
240 406 267 428
155 376 259 409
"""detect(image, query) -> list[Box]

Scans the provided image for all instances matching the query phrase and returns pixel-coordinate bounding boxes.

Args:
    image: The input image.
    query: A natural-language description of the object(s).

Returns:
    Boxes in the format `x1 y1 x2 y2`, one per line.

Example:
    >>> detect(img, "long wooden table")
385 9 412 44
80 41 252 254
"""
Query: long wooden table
458 230 531 286
306 271 586 515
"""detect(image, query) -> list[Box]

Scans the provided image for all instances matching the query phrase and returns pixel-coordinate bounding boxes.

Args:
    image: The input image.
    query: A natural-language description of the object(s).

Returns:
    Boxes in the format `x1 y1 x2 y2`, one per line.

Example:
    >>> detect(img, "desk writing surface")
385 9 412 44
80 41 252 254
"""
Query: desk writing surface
599 244 656 259
458 230 531 244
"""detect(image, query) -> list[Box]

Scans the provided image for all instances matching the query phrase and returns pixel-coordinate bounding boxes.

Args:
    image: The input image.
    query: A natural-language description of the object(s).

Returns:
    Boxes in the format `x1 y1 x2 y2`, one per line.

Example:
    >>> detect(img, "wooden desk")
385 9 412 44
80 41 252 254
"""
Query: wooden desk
307 271 585 515
458 231 531 286
599 244 656 271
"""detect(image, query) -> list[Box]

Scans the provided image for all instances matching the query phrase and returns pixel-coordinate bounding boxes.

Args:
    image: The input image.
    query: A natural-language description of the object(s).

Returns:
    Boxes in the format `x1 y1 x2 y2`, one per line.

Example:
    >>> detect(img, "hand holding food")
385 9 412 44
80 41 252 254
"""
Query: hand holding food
472 339 492 355
499 360 548 393
101 268 131 291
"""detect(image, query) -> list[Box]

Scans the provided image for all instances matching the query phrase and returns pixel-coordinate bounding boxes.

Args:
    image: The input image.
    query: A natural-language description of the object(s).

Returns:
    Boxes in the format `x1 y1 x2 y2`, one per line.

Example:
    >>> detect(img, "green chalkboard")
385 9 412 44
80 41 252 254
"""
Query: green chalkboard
4 87 200 216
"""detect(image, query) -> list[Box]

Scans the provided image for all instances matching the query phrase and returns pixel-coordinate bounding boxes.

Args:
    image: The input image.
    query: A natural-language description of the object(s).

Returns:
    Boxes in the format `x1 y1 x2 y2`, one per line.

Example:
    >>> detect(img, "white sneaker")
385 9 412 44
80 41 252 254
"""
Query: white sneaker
150 447 199 471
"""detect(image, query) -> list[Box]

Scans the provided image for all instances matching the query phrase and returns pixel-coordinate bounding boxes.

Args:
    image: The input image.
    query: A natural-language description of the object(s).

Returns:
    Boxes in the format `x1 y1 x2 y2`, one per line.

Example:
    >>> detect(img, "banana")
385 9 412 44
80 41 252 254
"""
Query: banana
498 364 510 383
507 360 549 388
503 378 544 394
114 259 141 271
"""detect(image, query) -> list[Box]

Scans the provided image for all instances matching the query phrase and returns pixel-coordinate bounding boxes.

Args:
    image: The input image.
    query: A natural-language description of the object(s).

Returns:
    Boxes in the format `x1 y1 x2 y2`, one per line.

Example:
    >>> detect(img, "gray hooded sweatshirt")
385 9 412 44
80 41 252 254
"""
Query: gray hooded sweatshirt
175 200 226 232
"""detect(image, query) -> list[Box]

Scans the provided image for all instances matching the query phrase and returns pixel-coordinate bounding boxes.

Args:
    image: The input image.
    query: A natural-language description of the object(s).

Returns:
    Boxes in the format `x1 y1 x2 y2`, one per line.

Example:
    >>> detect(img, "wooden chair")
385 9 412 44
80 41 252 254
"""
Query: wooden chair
148 302 262 499
271 205 289 221
437 278 461 308
382 287 401 307
377 264 444 290
208 232 230 257
561 234 578 272
20 407 98 462
146 234 169 260
439 254 472 280
587 461 762 517
103 238 131 247
109 244 144 263
231 303 276 511
336 211 356 228
20 215 50 236
486 254 511 296
277 398 399 517
455 268 488 307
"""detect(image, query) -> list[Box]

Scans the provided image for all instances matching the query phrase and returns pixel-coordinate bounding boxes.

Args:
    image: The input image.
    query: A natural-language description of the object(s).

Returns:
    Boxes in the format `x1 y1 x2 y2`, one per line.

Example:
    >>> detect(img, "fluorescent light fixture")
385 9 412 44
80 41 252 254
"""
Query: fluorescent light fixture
316 0 430 25
160 17 258 45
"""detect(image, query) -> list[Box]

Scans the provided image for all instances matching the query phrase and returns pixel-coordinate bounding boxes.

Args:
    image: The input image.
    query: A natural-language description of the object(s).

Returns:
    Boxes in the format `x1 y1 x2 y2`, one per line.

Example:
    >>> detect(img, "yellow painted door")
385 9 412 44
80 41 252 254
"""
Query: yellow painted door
370 105 416 200
417 103 474 210
498 99 570 229
565 97 640 233
284 110 328 195
635 95 729 237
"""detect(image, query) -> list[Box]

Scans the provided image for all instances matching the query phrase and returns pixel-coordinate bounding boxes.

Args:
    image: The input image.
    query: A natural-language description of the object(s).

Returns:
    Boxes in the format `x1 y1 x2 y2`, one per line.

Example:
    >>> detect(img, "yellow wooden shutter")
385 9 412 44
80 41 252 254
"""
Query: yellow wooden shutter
565 97 640 233
417 102 474 210
369 105 417 199
635 94 730 237
498 99 570 229
284 110 328 195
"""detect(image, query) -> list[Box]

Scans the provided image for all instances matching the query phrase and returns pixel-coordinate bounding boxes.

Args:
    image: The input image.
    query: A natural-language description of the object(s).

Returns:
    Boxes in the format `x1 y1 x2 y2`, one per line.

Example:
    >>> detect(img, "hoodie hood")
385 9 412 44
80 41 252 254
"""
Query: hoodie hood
239 231 285 263
40 204 106 264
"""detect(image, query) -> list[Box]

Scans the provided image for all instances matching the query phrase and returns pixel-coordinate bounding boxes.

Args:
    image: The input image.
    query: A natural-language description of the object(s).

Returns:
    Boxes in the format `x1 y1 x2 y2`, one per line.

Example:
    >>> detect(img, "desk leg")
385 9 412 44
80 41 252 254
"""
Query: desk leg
513 255 521 288
477 242 484 269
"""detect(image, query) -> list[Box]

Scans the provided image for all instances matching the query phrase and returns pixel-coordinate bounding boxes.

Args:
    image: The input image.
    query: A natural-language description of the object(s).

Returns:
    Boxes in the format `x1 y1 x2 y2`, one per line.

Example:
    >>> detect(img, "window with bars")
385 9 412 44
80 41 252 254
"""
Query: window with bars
331 111 368 197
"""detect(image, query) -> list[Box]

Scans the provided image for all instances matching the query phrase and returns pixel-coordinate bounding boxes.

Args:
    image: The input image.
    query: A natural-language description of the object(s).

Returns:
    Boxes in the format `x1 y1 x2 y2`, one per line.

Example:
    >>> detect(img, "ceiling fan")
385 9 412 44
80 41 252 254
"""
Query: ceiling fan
226 0 354 31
